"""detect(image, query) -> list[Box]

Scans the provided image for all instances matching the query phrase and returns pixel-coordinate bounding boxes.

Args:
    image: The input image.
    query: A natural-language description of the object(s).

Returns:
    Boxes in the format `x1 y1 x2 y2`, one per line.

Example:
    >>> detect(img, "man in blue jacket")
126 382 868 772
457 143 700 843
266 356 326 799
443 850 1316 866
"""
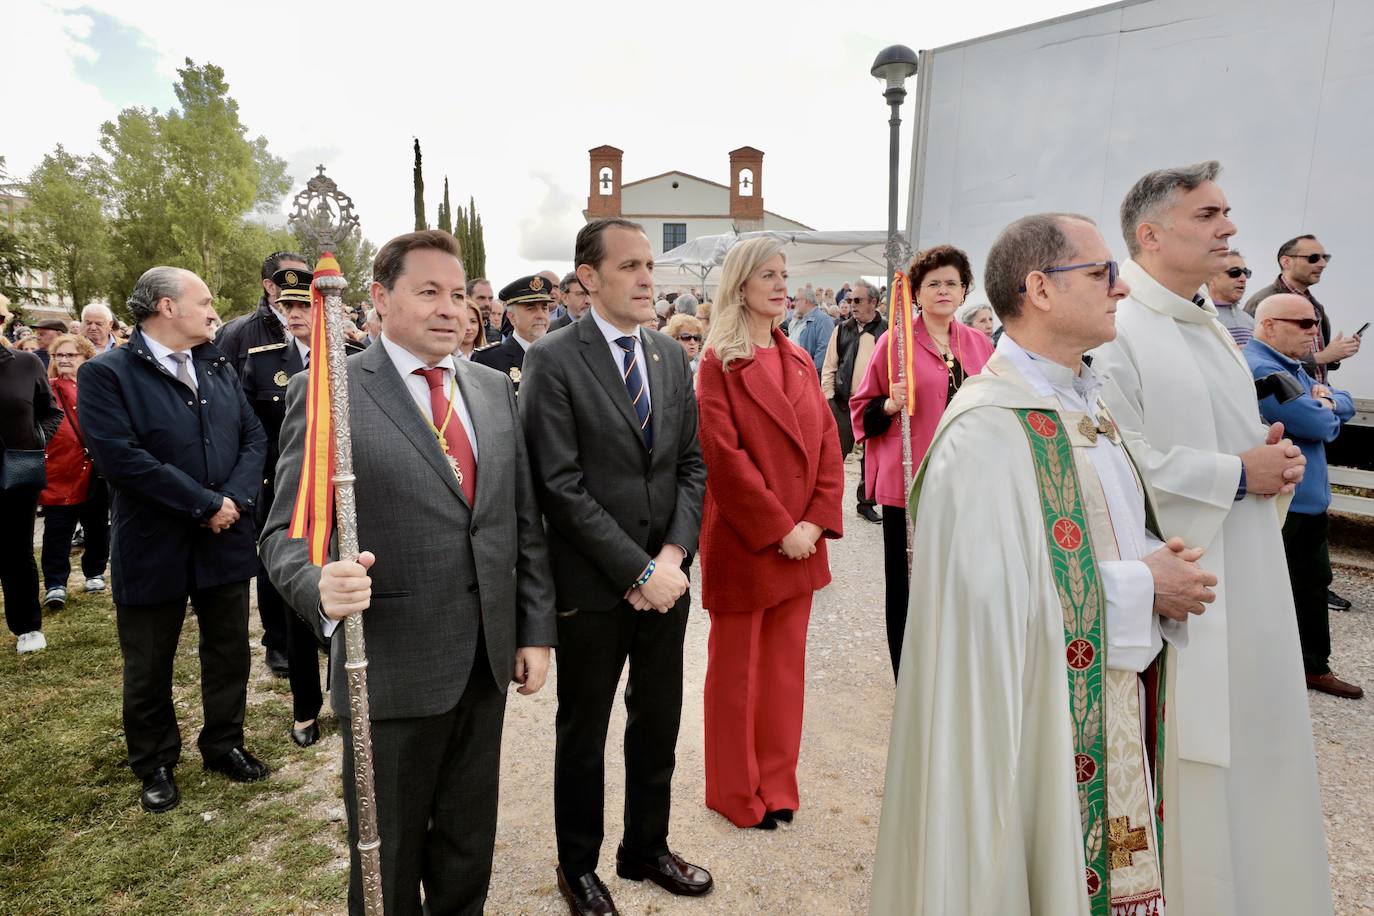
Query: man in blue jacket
1245 293 1361 700
79 266 269 812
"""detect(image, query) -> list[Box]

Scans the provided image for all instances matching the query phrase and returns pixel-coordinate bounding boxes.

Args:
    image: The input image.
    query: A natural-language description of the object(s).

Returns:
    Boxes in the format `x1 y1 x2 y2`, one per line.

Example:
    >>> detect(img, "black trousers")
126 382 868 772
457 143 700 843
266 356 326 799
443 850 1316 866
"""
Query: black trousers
882 505 909 677
40 477 110 590
1281 510 1333 676
554 596 689 877
115 580 251 778
341 644 506 916
829 397 874 510
285 602 324 722
0 487 42 636
256 565 288 651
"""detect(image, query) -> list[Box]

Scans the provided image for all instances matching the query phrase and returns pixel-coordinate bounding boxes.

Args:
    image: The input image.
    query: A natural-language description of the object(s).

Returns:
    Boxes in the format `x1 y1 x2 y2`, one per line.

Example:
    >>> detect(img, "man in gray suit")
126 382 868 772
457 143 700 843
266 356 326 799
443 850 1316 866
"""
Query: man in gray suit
521 218 710 916
261 230 556 916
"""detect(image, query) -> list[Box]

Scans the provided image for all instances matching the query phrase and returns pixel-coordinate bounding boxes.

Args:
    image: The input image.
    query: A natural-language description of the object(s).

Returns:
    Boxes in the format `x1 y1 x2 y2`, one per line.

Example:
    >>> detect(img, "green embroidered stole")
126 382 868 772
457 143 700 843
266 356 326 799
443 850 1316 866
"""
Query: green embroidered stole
1014 408 1166 916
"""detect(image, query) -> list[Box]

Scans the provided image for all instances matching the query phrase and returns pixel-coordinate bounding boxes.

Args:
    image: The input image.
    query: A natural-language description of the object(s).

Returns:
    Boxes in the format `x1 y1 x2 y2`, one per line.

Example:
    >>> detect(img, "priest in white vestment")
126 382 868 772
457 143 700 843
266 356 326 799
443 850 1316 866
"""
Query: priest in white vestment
871 214 1216 916
1092 161 1332 916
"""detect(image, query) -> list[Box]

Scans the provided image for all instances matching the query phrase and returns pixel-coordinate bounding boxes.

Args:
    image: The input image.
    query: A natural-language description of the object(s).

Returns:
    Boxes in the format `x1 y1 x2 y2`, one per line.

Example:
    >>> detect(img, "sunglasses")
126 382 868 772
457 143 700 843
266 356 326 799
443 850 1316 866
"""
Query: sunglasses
677 334 702 343
1272 317 1321 329
1018 260 1119 293
1225 267 1253 279
1286 252 1332 264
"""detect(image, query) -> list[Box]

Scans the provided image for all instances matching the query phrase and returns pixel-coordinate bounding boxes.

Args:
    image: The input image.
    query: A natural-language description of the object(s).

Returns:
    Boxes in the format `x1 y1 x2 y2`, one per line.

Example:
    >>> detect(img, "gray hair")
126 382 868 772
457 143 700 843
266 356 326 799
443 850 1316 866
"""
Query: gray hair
793 286 817 306
675 293 698 316
559 271 582 295
958 302 993 325
1120 160 1221 256
984 213 1095 322
80 303 113 323
364 307 379 326
851 280 880 303
126 267 187 324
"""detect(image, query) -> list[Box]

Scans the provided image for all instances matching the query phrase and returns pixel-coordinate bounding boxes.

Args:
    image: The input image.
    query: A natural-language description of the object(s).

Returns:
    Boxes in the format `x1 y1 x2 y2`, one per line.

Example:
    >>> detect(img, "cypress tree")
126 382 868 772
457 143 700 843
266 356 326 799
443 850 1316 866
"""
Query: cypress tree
438 176 452 233
412 138 426 231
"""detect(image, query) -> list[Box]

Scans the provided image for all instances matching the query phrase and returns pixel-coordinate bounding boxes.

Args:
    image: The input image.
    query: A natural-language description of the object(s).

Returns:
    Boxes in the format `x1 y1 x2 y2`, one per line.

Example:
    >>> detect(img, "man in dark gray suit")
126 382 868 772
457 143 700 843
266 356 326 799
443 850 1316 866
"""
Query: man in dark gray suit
521 218 710 916
261 230 556 916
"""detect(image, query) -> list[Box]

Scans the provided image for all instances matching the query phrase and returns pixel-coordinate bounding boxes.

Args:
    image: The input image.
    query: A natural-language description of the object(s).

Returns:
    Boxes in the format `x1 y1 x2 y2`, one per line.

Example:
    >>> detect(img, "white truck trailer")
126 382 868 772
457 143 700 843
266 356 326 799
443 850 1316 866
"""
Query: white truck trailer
904 0 1373 513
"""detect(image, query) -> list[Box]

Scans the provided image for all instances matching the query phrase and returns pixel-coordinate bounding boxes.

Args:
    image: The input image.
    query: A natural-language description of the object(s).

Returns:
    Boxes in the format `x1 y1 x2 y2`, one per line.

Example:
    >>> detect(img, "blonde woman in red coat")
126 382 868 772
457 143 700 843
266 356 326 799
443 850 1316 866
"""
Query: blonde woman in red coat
696 237 845 830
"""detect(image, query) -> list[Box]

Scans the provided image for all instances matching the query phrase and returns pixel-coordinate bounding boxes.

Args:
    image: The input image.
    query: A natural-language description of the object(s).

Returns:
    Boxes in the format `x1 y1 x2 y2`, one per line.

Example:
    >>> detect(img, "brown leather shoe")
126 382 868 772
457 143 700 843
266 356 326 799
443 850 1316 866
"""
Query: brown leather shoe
1306 672 1364 699
556 866 618 915
615 845 713 897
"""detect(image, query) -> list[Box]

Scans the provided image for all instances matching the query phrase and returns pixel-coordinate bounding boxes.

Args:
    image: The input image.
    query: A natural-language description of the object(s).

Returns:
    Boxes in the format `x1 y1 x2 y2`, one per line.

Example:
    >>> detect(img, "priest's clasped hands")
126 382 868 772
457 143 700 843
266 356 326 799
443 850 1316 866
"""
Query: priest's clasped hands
1143 538 1217 620
1240 421 1307 496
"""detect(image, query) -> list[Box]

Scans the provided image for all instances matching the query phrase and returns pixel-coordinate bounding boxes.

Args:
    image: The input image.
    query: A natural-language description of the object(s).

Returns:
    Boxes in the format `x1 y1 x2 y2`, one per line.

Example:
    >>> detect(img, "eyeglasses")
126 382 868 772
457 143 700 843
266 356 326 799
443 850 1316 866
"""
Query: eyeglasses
677 334 702 343
1018 260 1119 293
921 279 965 292
53 353 80 360
1225 267 1253 279
1286 252 1332 264
1271 317 1320 329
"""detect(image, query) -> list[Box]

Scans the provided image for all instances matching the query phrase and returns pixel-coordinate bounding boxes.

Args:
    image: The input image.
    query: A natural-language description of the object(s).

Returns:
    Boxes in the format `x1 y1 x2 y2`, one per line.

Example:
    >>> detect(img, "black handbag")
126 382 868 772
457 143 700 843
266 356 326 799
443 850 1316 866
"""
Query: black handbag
0 447 46 492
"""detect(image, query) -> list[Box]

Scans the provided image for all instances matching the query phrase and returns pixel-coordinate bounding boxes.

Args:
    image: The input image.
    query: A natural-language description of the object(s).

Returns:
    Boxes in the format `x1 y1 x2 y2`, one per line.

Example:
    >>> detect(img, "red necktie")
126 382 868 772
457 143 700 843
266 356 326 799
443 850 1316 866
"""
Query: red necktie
414 367 477 505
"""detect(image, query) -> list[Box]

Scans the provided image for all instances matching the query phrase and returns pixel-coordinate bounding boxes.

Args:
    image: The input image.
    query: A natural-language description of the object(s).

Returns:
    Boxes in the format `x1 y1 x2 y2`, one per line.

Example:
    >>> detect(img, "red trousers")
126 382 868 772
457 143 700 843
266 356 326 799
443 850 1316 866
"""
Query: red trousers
703 593 812 827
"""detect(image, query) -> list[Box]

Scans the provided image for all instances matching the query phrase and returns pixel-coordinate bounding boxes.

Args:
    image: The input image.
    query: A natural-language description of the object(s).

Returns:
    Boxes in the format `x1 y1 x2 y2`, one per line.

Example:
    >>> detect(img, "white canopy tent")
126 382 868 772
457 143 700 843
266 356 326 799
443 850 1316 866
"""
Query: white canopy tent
652 230 888 297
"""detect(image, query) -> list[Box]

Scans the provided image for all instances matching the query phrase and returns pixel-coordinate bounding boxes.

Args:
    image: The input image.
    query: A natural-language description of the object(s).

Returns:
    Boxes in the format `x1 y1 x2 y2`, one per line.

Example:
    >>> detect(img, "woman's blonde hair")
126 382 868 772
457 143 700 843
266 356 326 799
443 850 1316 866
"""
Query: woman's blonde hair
662 313 702 341
46 333 96 379
704 237 786 371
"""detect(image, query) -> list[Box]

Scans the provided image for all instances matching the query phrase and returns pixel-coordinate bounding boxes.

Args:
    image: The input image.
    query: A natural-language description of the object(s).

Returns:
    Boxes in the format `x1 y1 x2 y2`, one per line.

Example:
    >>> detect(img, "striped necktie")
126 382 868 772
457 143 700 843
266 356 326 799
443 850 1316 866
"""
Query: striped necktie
615 335 652 449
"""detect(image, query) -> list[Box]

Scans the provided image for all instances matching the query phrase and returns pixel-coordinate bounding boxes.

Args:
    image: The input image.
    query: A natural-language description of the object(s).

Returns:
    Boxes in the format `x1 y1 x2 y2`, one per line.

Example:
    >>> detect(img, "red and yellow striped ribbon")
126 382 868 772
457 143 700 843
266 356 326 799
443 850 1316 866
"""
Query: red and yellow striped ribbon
886 270 918 416
287 252 342 565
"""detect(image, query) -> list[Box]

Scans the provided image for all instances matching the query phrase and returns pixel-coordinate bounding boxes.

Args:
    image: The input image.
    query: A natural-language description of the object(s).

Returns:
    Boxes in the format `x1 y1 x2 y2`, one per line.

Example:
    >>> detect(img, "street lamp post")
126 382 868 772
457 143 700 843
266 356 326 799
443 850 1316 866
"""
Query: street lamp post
871 43 920 575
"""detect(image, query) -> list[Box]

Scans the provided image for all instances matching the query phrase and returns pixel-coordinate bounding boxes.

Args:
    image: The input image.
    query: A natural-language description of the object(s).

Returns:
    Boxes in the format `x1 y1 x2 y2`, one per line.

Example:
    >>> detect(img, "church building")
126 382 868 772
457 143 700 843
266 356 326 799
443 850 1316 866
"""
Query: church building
584 145 811 256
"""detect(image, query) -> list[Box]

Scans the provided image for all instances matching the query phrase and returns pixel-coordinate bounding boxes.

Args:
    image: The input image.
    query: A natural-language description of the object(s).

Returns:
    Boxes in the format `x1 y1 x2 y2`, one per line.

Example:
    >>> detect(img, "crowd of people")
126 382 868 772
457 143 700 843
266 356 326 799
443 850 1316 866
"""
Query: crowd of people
0 156 1364 916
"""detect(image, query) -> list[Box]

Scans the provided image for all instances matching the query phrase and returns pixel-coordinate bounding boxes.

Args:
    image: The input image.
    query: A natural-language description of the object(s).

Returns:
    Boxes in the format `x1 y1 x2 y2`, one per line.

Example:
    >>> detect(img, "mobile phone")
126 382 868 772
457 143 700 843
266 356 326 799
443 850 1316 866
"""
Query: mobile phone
1357 321 1371 338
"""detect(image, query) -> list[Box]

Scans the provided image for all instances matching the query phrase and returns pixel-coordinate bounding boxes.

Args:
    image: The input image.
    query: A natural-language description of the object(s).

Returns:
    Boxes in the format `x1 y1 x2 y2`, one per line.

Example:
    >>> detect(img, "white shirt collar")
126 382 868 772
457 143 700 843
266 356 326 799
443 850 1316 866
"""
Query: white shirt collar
140 330 192 367
379 332 455 377
589 306 642 348
511 332 536 351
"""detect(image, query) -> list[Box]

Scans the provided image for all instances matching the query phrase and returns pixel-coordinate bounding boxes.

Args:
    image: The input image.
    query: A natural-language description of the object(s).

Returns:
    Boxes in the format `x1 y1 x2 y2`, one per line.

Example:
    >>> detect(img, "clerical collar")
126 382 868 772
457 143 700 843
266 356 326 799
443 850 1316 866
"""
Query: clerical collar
996 333 1100 403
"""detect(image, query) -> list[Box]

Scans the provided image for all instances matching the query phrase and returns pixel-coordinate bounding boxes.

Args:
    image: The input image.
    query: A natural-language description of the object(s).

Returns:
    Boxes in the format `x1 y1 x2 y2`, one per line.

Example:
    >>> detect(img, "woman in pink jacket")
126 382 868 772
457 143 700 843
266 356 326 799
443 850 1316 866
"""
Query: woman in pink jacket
850 245 993 676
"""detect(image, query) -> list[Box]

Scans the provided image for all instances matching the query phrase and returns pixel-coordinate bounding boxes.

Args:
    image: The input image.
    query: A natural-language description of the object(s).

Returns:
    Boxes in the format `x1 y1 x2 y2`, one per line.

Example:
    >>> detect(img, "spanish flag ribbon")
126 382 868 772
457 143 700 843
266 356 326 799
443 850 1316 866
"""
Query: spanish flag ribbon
288 253 342 565
886 270 918 417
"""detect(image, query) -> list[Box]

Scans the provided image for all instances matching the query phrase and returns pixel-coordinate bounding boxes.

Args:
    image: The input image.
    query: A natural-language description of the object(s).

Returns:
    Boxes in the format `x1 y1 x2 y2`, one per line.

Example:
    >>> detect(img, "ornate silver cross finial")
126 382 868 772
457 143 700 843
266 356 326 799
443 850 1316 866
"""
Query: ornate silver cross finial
288 165 360 251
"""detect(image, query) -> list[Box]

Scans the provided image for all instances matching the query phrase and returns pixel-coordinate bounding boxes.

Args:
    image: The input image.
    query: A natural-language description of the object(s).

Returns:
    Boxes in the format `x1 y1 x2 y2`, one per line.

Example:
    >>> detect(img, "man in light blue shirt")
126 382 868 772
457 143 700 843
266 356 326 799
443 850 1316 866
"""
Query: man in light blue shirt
790 287 833 375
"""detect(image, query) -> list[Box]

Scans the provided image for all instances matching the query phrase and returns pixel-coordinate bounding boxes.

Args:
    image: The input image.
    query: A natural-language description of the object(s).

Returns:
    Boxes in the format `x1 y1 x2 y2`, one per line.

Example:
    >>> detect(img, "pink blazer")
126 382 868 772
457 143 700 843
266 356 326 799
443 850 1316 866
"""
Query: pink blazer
849 317 993 507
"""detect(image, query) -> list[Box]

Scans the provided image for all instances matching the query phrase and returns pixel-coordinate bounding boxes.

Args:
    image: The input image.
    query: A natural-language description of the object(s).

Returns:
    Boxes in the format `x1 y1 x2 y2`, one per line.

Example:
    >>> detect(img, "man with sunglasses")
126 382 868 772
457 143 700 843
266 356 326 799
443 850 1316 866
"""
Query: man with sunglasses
1245 294 1360 701
1245 234 1360 384
1093 161 1331 916
1206 250 1255 346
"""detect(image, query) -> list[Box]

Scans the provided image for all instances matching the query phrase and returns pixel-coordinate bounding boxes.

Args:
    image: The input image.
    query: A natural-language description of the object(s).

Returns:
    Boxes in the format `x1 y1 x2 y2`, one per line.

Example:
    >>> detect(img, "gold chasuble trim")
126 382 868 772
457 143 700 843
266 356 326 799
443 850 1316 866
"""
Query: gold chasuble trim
1014 409 1165 916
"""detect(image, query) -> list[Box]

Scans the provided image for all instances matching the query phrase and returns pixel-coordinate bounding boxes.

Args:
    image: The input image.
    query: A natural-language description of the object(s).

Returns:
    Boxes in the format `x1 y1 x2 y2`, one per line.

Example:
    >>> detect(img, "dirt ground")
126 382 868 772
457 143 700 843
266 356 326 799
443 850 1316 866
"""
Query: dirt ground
256 459 1374 914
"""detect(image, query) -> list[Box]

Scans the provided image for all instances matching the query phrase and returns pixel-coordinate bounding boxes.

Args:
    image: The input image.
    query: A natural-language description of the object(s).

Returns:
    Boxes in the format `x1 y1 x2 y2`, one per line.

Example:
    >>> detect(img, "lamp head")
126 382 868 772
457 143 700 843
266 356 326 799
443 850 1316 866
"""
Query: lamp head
871 44 919 99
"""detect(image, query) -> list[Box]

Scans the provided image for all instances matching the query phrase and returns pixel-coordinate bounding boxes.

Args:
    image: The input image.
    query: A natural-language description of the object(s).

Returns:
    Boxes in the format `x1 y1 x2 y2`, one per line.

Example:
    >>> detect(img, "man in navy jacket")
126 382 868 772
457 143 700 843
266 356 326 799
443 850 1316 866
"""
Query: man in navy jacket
1245 293 1360 700
79 266 268 813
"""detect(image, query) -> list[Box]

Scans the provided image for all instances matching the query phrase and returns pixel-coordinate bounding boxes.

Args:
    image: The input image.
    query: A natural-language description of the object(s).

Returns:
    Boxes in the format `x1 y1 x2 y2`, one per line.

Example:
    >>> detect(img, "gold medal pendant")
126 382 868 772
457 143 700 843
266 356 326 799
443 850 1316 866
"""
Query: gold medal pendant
445 451 464 487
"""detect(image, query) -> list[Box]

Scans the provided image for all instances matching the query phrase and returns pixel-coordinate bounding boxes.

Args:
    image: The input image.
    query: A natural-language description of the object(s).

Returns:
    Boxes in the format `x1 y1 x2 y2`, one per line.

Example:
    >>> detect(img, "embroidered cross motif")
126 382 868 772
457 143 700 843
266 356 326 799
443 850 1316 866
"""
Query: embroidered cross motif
1108 815 1150 869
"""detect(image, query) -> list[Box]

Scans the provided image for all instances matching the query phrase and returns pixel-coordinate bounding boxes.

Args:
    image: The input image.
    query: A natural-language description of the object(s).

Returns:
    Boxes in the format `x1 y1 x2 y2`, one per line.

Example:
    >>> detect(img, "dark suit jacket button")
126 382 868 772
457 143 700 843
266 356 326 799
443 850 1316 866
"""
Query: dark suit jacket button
468 583 479 593
470 526 479 536
639 519 648 527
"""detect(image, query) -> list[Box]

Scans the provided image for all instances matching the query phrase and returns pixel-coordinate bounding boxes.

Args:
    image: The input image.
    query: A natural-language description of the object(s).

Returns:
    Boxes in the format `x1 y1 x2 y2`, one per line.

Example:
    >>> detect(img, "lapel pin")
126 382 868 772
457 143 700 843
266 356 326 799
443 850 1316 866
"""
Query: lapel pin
652 353 660 362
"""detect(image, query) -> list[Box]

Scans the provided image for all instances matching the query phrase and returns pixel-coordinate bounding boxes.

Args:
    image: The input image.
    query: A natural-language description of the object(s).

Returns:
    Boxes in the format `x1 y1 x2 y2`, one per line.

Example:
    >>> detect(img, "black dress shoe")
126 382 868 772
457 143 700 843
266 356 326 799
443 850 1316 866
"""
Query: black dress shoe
140 766 180 813
751 814 778 830
858 505 882 524
203 746 269 782
768 808 795 823
265 647 290 677
1328 589 1353 611
290 721 320 747
615 845 713 897
556 866 618 915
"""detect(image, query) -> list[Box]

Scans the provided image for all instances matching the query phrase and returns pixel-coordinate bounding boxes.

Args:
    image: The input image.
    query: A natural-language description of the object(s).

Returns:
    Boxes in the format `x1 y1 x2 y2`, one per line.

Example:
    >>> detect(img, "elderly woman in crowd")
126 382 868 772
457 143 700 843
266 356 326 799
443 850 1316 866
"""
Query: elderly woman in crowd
0 336 64 654
40 334 108 610
958 302 996 338
850 245 994 677
696 237 844 831
663 312 705 374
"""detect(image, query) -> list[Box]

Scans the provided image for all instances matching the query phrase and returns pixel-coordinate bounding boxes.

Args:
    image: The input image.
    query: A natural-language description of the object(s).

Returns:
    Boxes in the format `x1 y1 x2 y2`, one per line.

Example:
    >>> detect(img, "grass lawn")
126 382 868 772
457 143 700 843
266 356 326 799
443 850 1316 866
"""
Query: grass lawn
0 582 346 914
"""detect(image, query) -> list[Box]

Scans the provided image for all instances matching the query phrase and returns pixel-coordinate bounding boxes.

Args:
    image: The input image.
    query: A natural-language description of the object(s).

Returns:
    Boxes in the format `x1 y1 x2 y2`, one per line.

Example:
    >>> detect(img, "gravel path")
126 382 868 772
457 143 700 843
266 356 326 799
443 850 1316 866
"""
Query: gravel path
246 460 1374 913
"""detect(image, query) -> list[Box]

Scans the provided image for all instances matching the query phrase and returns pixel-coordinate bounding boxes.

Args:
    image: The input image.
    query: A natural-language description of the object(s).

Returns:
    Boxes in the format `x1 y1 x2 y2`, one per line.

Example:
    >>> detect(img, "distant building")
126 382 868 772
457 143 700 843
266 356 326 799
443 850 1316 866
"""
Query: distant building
0 190 81 325
585 145 811 256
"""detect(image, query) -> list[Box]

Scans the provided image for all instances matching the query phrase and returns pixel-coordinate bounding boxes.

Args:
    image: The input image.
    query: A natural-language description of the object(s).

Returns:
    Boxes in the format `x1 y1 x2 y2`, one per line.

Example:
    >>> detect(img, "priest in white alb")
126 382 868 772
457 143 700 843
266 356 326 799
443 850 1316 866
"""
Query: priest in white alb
871 213 1216 916
1092 161 1332 916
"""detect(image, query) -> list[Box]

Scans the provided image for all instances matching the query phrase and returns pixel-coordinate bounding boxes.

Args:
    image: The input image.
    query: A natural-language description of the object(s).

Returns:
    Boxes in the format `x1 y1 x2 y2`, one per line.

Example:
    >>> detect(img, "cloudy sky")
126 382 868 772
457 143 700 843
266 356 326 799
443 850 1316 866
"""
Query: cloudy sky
9 0 1097 287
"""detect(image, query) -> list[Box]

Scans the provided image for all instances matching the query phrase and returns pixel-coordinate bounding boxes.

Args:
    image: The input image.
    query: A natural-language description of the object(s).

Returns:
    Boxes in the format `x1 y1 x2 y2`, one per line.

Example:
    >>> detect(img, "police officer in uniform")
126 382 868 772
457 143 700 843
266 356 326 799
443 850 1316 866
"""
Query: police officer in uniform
241 268 361 746
217 251 311 674
471 275 556 391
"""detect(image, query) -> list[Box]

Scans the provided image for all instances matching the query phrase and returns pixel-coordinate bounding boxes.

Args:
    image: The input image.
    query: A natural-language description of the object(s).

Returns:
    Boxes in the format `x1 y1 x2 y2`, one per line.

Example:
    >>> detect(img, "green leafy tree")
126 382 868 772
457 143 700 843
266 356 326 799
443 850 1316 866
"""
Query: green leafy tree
0 157 49 312
413 138 426 231
293 229 378 310
24 145 113 312
455 195 486 278
99 107 173 317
